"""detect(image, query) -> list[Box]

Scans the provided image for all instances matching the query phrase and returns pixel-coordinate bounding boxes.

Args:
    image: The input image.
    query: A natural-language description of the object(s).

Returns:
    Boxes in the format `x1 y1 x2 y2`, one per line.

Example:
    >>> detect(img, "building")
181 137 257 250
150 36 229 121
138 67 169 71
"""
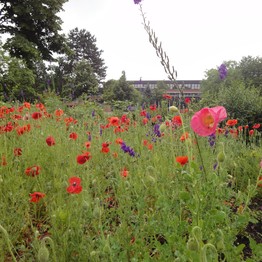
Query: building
128 80 201 98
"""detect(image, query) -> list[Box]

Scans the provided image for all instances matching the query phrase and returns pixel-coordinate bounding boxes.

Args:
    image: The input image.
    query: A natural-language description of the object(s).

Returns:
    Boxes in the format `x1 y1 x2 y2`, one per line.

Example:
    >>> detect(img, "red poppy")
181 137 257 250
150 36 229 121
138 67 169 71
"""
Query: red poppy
25 166 41 177
121 168 129 178
184 97 191 104
149 104 157 111
115 138 123 145
180 132 189 141
67 177 82 194
46 136 55 146
14 148 22 156
258 176 262 187
176 156 189 166
249 130 254 136
69 132 78 140
172 115 182 126
1 155 7 166
55 109 64 117
163 94 172 100
84 141 91 149
253 123 260 129
140 110 147 117
108 117 120 126
30 192 46 203
77 152 91 164
31 112 42 120
226 119 238 126
23 102 31 109
101 142 110 153
142 118 149 125
35 103 45 111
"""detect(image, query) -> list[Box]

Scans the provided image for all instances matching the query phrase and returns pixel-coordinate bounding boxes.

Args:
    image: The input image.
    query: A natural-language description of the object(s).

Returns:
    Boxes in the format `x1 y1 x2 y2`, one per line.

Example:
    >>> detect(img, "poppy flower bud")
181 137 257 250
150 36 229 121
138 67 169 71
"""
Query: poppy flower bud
159 123 166 132
186 238 199 251
169 106 179 113
217 151 226 163
37 243 49 262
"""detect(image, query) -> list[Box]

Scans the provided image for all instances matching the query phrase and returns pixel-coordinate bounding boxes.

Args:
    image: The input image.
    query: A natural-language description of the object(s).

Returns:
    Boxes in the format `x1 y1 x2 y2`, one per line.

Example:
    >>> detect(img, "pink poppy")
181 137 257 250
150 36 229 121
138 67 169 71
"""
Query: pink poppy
190 106 227 136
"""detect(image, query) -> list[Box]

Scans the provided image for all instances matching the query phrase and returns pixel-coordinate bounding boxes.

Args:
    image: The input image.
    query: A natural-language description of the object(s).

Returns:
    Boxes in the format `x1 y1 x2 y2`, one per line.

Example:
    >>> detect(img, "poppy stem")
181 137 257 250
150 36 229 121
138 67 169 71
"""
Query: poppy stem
0 224 18 261
193 133 207 182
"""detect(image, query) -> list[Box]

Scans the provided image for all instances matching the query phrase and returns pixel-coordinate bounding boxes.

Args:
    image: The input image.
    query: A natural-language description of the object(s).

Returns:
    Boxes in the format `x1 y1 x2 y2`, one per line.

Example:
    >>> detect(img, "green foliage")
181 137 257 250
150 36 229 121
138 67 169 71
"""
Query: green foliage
66 28 107 82
0 0 68 67
103 71 141 104
218 82 262 124
201 57 262 123
0 53 37 101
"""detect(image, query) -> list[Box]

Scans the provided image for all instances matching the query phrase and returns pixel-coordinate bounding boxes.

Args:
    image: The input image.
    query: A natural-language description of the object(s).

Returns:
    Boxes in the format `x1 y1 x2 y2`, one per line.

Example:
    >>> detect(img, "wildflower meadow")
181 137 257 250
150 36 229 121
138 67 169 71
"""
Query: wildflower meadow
0 0 261 261
0 99 261 261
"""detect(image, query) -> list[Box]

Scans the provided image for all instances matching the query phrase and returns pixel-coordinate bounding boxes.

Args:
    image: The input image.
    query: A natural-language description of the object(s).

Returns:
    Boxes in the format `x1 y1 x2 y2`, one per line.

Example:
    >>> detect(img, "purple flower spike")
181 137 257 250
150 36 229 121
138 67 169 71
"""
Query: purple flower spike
218 64 228 80
134 0 142 4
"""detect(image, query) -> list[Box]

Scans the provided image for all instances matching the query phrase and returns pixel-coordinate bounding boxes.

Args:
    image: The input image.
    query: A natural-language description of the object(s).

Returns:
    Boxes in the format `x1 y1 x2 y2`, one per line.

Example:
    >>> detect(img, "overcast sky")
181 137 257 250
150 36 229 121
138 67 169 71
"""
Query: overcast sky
59 0 262 81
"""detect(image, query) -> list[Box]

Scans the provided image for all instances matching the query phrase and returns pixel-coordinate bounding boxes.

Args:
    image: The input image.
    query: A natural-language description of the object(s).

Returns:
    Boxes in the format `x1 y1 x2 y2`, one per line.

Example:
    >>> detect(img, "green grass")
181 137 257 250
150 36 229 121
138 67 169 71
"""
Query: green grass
0 101 261 261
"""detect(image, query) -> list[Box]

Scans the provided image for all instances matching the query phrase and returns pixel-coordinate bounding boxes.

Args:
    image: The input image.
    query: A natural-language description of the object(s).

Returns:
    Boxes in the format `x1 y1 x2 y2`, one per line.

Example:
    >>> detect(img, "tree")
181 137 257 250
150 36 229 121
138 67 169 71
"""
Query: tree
62 60 98 99
238 56 262 94
103 71 141 104
0 0 68 67
200 57 262 124
66 28 107 82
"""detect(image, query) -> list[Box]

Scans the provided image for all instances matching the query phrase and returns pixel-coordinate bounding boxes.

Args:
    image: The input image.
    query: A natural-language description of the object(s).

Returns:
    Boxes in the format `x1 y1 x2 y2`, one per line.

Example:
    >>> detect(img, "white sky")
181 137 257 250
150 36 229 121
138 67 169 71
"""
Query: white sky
59 0 262 81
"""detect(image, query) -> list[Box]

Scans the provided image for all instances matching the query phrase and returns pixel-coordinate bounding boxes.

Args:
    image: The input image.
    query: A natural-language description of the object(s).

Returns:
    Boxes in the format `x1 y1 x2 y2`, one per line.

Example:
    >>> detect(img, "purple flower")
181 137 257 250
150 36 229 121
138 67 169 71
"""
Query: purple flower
208 133 216 147
218 64 227 80
121 142 136 157
134 0 142 4
153 124 161 137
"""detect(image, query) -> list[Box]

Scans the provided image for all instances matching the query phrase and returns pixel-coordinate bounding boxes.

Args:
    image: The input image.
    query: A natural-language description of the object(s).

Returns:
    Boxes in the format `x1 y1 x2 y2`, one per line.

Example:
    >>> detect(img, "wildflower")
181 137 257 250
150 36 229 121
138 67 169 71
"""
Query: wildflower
153 124 161 137
249 130 254 136
134 0 142 4
121 168 129 178
25 166 41 177
77 152 91 164
142 118 149 125
172 115 182 126
55 109 64 117
226 119 238 126
176 156 189 166
31 112 42 120
149 104 157 111
108 117 120 126
180 132 189 141
253 123 260 129
30 192 46 203
101 142 110 153
257 176 262 187
67 177 82 194
218 64 227 80
185 97 191 104
169 106 179 113
84 141 91 149
208 133 216 147
140 110 147 117
69 132 78 140
190 106 227 137
115 138 123 145
121 142 136 157
1 155 7 166
163 94 172 100
46 136 55 146
23 102 31 109
14 147 22 156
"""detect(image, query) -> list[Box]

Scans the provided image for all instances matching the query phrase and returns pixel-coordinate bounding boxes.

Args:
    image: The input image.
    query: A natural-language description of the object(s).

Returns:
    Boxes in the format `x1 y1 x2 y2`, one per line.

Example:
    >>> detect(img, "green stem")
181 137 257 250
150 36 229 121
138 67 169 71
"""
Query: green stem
0 224 17 262
193 132 207 182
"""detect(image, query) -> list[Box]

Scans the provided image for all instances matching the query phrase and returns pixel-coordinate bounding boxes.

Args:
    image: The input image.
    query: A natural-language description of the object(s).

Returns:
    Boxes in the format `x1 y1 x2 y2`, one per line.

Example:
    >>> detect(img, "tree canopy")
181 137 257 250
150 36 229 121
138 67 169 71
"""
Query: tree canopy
0 0 68 67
